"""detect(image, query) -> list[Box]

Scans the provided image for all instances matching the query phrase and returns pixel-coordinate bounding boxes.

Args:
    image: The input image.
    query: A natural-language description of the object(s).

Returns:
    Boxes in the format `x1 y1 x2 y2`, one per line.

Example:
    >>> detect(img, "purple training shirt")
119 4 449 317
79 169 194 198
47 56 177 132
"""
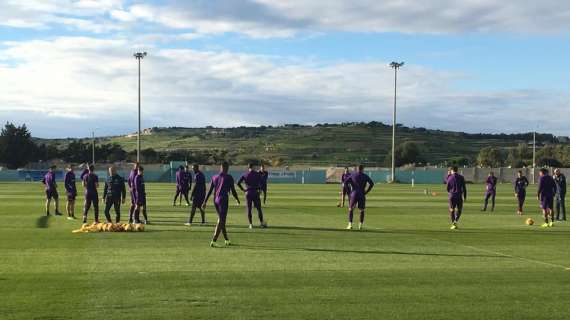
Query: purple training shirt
238 170 262 195
447 173 467 199
43 171 57 191
347 172 374 195
211 172 236 201
537 174 556 198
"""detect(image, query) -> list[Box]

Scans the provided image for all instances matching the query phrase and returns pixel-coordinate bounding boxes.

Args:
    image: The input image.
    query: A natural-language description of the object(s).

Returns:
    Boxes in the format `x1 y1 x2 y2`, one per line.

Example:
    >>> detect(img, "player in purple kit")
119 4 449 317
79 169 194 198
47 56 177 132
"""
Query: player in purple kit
82 164 99 223
446 166 467 229
337 167 352 208
127 162 139 223
64 164 77 220
182 165 192 205
259 164 269 204
79 163 89 180
537 168 557 228
133 166 149 224
345 164 374 230
42 165 62 216
237 163 268 229
173 166 190 206
481 171 497 212
514 170 529 215
186 164 206 226
203 162 240 247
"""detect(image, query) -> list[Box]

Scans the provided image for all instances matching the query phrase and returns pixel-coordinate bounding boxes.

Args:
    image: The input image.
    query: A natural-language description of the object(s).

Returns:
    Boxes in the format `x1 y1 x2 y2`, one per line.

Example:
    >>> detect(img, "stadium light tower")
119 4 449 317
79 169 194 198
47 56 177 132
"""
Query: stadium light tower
92 130 95 165
134 51 147 163
91 127 99 165
532 129 536 184
389 61 404 183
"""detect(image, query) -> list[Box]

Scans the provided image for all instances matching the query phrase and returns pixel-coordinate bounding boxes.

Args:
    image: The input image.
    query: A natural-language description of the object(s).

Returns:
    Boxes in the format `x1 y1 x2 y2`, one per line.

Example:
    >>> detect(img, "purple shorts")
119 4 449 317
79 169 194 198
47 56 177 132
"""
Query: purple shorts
449 196 463 210
349 192 366 210
136 196 146 206
66 192 77 201
246 192 262 210
45 189 58 200
192 192 206 207
540 196 554 210
85 193 98 203
342 186 351 195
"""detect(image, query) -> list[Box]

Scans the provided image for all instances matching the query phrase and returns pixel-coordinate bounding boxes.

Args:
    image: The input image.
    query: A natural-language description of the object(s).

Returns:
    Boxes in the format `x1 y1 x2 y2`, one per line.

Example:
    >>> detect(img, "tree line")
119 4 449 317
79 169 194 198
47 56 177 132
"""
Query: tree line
0 123 246 169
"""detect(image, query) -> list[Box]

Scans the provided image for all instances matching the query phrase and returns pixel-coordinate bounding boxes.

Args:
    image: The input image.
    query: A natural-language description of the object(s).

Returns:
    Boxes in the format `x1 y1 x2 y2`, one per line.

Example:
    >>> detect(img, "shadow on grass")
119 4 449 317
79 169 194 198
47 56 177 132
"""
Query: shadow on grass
255 225 388 234
36 216 49 228
234 243 508 259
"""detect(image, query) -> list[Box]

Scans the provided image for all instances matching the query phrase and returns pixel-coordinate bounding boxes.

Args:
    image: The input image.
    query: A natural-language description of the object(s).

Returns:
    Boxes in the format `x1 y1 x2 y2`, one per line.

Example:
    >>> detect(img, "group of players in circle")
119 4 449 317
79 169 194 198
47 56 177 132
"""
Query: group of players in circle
442 166 567 230
41 161 272 247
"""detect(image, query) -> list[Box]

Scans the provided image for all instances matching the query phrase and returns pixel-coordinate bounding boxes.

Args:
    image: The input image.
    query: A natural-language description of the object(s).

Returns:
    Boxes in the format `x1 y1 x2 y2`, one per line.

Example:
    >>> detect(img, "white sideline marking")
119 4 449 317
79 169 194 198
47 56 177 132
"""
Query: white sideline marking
367 227 569 271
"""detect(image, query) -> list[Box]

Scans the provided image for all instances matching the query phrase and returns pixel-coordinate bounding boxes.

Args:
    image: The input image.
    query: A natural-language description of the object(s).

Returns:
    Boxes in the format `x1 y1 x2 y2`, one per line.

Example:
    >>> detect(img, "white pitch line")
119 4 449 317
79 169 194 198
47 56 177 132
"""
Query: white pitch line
429 237 569 271
367 227 569 271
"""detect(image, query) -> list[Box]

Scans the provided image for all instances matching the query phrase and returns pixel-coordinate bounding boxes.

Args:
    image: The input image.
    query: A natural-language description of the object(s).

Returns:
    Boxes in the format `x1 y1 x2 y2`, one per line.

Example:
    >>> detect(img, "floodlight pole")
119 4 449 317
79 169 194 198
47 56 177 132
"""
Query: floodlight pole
91 130 95 165
532 130 536 184
134 52 147 163
390 61 404 183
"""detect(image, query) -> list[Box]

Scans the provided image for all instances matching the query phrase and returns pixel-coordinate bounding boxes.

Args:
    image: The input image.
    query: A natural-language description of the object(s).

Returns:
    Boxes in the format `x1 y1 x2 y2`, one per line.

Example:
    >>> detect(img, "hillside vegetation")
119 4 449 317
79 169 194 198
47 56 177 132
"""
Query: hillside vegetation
42 122 562 166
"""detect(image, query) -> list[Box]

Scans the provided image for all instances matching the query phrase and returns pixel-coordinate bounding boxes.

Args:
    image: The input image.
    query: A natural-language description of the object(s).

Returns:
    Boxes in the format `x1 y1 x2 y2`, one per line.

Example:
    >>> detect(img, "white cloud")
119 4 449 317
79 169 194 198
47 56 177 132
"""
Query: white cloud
115 0 570 38
1 36 569 138
2 0 570 37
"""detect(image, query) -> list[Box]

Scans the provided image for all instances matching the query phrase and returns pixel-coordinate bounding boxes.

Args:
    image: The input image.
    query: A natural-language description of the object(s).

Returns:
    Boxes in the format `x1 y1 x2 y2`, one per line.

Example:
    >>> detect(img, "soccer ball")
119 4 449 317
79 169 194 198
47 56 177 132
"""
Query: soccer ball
134 224 145 232
525 218 534 226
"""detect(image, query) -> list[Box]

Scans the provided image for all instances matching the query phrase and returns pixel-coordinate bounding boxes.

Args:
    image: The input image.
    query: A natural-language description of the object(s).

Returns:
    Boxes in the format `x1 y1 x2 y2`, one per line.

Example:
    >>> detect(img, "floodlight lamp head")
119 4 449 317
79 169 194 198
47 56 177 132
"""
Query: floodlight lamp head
390 61 405 69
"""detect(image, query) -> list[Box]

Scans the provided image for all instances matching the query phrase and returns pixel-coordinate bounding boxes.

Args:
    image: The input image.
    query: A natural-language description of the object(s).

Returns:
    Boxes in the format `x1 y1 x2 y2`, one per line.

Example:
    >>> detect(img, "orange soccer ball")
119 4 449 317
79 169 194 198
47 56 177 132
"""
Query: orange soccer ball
525 218 534 226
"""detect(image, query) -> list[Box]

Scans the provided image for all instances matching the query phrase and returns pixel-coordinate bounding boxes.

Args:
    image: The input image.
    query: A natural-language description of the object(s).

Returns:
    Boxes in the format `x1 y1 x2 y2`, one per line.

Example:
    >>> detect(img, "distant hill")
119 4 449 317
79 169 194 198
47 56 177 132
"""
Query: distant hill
37 122 566 166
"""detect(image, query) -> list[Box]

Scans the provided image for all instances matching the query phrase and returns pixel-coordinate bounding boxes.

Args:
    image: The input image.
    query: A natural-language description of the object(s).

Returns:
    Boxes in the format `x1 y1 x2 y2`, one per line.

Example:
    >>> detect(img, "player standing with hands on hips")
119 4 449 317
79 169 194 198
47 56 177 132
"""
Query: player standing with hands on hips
345 164 374 230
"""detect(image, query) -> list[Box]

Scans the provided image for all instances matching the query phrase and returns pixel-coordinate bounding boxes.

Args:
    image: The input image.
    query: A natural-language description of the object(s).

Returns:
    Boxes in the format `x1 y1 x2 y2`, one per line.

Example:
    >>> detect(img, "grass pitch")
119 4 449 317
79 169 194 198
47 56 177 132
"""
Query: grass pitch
0 182 569 319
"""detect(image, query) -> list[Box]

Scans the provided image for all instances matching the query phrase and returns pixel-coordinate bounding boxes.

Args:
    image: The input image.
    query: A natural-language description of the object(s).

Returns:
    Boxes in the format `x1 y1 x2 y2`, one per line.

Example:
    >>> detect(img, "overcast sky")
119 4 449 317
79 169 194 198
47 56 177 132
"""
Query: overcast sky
1 0 569 138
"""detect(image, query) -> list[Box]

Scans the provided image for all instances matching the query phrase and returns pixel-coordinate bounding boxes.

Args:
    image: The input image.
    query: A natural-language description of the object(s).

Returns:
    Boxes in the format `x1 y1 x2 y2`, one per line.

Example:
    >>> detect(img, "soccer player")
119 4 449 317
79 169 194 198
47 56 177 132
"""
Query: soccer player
237 163 267 229
133 166 149 224
127 162 139 223
446 166 467 229
103 166 126 223
553 168 566 221
79 163 89 181
82 164 99 223
337 167 351 208
203 161 240 247
186 164 206 226
345 164 374 230
42 165 62 216
514 170 529 215
182 165 192 206
537 168 557 227
173 166 190 206
64 164 77 220
482 171 497 212
259 164 269 204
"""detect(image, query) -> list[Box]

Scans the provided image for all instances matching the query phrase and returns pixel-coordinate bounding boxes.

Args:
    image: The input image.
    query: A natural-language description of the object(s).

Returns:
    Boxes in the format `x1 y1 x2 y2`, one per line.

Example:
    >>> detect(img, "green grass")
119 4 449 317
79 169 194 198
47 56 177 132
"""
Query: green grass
0 182 569 319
